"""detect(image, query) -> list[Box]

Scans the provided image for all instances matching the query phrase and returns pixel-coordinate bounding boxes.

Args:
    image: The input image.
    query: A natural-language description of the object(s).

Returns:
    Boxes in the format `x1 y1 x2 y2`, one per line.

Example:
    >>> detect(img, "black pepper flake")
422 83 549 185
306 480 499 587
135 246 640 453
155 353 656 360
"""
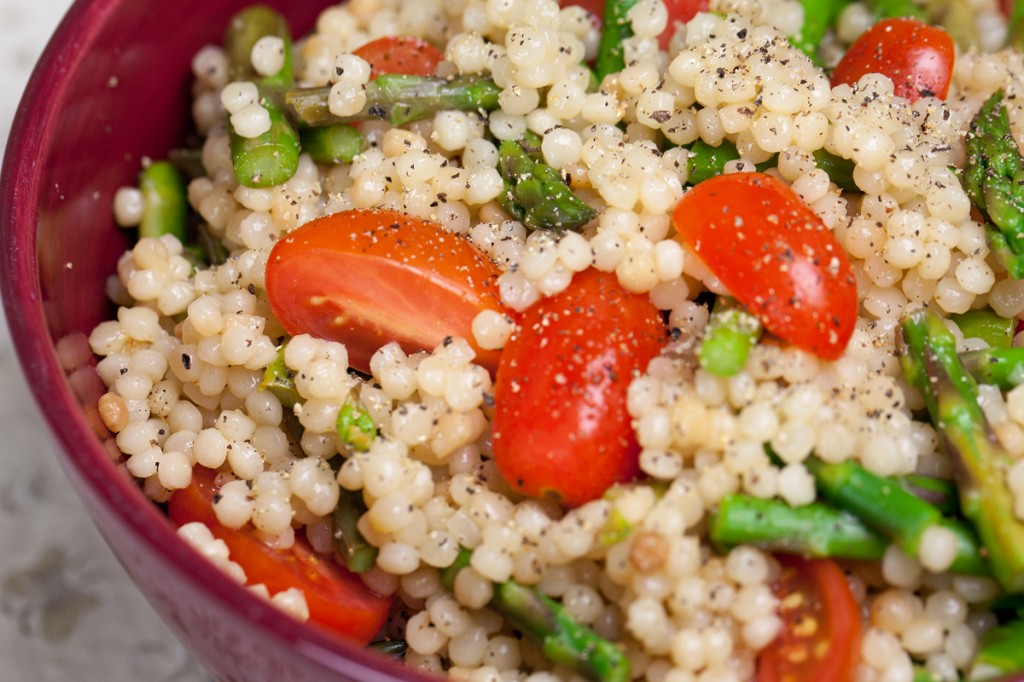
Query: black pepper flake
181 354 192 370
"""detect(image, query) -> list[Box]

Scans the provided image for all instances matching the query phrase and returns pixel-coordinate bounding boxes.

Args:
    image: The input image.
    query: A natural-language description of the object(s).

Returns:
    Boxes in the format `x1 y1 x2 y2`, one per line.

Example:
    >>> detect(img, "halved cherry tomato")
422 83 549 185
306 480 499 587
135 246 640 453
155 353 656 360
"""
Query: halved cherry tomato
831 18 955 102
353 36 444 78
672 172 856 361
757 556 861 682
491 268 665 507
265 209 509 375
560 0 709 48
168 466 392 644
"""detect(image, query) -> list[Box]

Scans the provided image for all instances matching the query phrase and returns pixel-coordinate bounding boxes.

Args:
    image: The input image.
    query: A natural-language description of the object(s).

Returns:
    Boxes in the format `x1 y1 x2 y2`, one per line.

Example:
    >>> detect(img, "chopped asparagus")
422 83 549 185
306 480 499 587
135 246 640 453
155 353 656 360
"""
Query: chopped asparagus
332 487 378 573
684 138 857 192
286 74 501 128
369 639 408 660
963 90 1024 278
259 341 299 408
595 0 639 82
968 619 1024 681
336 394 377 453
790 0 851 65
900 309 1024 592
497 136 596 232
224 5 300 188
698 297 763 377
952 309 1015 349
960 347 1024 390
442 548 630 682
806 456 991 575
708 493 889 560
899 473 961 516
139 161 188 242
1012 0 1024 51
299 124 364 164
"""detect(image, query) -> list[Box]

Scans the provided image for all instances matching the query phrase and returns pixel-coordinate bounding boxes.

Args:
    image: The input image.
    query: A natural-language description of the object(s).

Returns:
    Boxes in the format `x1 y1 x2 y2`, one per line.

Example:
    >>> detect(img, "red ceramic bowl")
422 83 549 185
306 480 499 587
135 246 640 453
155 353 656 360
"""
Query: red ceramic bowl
0 1 430 680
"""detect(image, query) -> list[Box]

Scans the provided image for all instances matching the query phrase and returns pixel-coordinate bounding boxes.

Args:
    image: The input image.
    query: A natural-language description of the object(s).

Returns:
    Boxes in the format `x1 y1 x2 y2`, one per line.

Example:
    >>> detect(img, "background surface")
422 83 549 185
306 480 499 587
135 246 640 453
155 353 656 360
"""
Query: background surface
0 1 211 679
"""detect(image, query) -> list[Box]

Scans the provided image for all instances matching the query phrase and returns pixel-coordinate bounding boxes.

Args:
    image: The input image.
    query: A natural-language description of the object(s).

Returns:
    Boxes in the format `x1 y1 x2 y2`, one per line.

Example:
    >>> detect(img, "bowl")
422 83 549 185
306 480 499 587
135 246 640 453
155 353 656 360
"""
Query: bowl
0 1 427 679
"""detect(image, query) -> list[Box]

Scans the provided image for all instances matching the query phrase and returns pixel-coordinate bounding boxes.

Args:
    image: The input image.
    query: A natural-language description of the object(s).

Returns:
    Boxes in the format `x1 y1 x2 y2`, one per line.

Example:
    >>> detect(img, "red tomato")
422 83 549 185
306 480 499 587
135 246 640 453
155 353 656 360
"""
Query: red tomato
168 466 392 644
353 36 444 78
491 268 665 507
672 172 856 361
757 556 861 682
559 0 708 48
265 209 509 375
831 18 955 102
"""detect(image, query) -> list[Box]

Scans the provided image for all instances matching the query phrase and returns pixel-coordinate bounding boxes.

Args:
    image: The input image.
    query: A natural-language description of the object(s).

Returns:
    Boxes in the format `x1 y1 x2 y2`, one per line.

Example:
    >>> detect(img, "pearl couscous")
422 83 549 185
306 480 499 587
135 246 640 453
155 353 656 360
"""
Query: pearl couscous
91 0 1024 680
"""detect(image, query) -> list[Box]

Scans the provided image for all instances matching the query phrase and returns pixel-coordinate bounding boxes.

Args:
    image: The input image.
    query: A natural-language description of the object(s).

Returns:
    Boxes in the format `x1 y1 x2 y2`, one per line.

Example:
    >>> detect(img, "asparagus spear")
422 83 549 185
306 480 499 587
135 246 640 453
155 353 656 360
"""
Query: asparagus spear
708 493 889 560
900 309 1024 592
138 161 188 242
899 473 961 516
259 341 299 408
497 136 596 232
960 347 1024 390
790 0 851 65
369 639 408 660
286 74 501 128
699 297 763 377
299 124 364 164
224 5 300 188
595 0 639 82
968 619 1024 681
952 309 1016 349
684 138 858 192
1012 0 1024 51
336 394 377 453
332 487 378 573
806 457 991 575
441 549 630 682
963 90 1024 279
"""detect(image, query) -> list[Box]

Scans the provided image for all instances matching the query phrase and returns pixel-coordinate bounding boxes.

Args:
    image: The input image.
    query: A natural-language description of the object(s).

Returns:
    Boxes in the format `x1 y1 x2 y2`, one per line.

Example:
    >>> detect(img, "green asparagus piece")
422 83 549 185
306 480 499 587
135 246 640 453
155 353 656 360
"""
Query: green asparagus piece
900 309 1024 592
442 548 630 682
968 619 1024 681
497 137 596 232
806 457 991 575
960 347 1024 390
812 149 859 193
899 473 961 516
699 297 763 377
1011 0 1024 51
138 161 187 242
595 0 639 82
299 124 364 164
286 74 502 128
708 494 889 560
963 90 1024 279
195 223 228 266
332 487 378 573
336 394 376 453
952 310 1015 349
224 5 300 189
369 639 408 660
259 341 299 408
167 147 206 181
684 138 857 192
789 0 850 65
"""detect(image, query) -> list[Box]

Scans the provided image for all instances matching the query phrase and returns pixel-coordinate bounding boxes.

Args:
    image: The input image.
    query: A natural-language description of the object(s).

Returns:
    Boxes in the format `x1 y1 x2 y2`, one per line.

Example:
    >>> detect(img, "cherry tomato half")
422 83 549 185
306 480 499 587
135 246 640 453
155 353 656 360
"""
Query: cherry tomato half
491 268 665 507
168 466 392 644
831 18 955 102
672 172 856 361
757 556 861 682
353 36 444 78
559 0 708 48
265 209 509 375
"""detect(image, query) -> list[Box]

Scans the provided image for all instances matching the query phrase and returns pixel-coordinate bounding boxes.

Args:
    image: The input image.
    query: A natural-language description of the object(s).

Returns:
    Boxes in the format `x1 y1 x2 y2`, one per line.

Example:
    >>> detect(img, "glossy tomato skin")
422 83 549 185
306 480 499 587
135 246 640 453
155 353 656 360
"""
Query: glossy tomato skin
831 18 955 102
673 172 856 361
559 0 708 48
491 268 665 507
168 466 392 645
757 556 861 682
353 36 444 78
265 209 508 375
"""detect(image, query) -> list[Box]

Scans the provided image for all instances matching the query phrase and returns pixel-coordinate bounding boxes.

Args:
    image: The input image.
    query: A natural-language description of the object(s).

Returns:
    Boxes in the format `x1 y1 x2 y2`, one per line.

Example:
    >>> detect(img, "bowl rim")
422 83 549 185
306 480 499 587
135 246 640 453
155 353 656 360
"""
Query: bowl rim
0 1 425 679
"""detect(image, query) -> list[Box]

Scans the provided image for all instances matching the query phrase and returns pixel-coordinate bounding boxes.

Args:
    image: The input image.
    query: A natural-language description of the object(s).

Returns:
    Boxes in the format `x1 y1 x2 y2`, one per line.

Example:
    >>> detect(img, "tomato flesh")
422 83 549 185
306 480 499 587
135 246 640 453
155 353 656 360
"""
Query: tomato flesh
757 556 861 682
491 268 665 507
353 36 444 78
265 209 508 375
831 18 955 102
168 466 392 644
672 172 856 361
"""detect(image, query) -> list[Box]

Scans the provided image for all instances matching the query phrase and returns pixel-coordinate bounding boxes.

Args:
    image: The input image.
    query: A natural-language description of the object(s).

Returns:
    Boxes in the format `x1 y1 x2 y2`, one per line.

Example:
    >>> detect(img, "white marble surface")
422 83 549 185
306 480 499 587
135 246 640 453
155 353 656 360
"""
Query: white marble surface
0 2 210 679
